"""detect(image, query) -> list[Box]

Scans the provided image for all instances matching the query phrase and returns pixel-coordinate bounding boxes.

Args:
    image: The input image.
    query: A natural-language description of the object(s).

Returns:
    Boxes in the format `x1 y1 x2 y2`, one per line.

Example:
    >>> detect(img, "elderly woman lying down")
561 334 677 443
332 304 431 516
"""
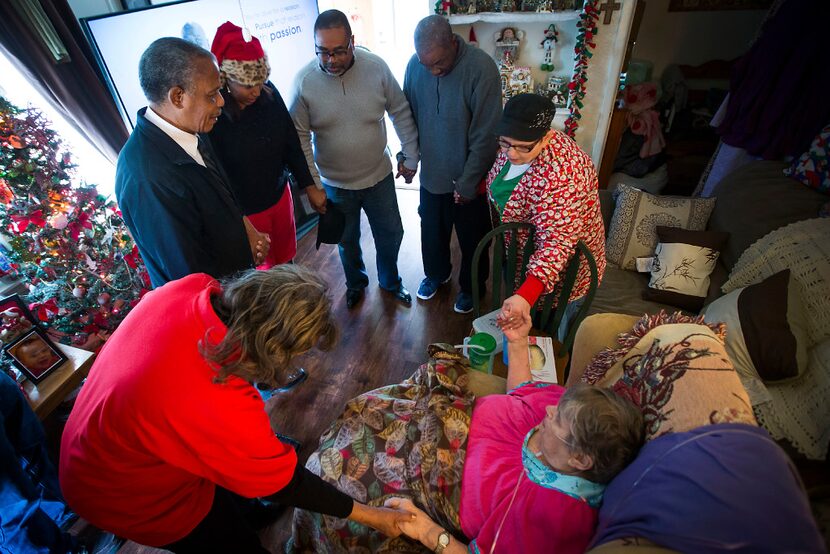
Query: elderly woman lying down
289 308 644 553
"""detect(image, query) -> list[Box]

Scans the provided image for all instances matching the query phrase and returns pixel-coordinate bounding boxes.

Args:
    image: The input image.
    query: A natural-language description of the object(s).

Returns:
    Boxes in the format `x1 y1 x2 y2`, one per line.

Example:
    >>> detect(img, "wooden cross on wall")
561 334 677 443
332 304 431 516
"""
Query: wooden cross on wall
599 0 621 24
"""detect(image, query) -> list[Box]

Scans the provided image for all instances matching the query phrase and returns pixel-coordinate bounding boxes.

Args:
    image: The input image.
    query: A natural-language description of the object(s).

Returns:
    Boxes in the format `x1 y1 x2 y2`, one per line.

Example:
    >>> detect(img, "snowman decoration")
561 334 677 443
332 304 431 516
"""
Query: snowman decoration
540 24 558 72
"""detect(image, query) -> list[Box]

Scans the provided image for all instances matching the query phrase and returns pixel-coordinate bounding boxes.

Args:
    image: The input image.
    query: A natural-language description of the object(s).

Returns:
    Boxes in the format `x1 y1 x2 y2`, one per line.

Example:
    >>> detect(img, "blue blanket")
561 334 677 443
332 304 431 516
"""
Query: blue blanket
592 423 824 554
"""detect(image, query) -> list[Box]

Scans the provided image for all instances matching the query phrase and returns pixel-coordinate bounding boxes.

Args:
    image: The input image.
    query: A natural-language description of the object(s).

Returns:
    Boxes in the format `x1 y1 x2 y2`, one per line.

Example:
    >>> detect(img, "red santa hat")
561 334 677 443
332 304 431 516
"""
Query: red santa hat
210 21 270 86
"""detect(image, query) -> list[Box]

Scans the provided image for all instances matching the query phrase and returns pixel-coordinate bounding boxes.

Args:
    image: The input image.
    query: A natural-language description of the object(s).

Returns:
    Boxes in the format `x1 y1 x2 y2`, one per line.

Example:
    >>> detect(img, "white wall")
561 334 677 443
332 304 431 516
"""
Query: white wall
632 1 767 79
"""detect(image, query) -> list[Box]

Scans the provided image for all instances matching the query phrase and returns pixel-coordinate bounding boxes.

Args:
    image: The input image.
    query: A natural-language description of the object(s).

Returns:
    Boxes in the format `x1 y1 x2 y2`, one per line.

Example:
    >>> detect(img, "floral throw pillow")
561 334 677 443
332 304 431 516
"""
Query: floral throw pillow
785 123 830 194
582 311 756 441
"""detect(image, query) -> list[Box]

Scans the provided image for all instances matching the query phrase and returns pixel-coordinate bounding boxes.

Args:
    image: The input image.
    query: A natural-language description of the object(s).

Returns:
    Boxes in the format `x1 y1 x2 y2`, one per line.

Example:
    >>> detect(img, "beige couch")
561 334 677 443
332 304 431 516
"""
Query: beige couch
588 160 828 317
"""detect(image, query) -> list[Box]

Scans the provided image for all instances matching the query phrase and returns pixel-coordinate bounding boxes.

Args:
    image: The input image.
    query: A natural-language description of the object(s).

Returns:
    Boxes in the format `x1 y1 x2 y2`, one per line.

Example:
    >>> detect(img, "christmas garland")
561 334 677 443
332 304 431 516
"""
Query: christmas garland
563 0 600 138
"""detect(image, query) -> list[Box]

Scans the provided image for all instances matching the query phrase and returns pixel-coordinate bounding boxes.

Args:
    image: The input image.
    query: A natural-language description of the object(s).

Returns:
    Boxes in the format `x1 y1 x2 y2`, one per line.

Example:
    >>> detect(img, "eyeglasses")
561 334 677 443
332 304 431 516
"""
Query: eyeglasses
546 407 576 449
498 138 541 153
315 40 353 61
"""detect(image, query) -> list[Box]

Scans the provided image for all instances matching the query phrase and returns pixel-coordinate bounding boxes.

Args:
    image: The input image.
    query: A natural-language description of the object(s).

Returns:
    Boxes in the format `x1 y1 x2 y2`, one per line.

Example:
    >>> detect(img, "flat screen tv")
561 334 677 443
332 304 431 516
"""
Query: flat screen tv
82 0 320 130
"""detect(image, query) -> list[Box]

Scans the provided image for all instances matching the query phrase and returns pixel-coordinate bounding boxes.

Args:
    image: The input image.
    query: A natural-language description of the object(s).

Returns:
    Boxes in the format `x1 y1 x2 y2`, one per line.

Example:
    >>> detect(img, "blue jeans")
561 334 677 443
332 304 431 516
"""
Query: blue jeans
324 173 404 292
0 372 75 553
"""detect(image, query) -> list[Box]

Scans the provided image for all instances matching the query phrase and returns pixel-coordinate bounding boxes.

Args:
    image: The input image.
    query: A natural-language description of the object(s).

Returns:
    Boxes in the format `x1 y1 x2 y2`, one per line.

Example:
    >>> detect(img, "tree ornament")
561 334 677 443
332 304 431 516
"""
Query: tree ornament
48 212 68 229
97 292 111 306
72 286 87 299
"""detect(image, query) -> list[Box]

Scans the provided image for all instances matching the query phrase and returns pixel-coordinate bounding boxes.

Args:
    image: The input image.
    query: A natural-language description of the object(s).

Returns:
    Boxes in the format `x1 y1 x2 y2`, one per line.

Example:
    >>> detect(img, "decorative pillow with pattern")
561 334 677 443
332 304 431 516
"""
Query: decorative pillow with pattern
642 226 729 311
605 184 716 271
785 123 830 194
702 269 809 407
582 311 756 441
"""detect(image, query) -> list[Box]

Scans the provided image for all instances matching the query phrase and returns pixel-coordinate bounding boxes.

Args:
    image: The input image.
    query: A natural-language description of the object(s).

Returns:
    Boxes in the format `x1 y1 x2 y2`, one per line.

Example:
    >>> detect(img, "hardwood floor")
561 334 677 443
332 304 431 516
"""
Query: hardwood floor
113 187 477 553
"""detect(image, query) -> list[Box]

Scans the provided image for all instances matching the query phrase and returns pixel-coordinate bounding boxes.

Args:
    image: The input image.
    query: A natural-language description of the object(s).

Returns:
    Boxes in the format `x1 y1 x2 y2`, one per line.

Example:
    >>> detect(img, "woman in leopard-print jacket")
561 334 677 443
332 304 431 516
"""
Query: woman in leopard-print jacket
486 94 606 331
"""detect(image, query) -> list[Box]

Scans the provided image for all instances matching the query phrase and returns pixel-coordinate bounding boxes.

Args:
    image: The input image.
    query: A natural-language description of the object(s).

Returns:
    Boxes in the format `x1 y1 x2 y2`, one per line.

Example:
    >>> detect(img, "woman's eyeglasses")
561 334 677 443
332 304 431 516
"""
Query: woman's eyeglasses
498 138 541 153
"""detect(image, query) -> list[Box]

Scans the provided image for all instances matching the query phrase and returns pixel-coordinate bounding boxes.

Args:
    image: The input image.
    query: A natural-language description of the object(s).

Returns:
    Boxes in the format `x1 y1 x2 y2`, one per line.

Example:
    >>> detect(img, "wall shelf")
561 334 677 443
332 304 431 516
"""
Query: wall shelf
448 10 580 25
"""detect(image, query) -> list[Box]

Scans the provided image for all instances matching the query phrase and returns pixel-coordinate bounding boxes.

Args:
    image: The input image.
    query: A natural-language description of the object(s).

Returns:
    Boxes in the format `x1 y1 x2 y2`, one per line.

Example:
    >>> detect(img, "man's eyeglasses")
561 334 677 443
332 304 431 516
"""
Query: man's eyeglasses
315 40 353 61
498 138 541 153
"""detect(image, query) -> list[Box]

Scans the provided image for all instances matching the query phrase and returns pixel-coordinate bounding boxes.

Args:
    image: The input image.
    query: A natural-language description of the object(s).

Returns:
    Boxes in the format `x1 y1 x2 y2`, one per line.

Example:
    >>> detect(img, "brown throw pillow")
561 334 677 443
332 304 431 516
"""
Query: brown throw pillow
642 227 730 312
702 269 809 395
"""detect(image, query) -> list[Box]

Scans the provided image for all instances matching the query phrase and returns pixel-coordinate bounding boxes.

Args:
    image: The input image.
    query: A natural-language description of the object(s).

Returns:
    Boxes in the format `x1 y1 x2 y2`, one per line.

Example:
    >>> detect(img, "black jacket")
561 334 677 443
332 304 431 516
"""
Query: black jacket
115 108 253 288
209 82 315 215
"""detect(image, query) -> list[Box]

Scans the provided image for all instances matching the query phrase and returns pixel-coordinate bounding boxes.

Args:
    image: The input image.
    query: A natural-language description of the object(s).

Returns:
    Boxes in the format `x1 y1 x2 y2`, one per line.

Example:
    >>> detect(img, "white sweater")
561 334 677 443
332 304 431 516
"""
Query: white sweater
289 48 420 190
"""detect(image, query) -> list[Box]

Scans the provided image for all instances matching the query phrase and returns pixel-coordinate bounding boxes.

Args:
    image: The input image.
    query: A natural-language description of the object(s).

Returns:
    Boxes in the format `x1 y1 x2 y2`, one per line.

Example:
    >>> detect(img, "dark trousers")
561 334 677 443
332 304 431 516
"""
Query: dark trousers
418 188 492 294
324 173 404 292
161 487 269 554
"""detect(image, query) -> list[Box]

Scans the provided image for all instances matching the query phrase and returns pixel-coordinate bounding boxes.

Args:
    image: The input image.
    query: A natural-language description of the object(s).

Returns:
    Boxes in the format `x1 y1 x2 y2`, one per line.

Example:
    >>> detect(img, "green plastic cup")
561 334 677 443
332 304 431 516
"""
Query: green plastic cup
468 332 497 371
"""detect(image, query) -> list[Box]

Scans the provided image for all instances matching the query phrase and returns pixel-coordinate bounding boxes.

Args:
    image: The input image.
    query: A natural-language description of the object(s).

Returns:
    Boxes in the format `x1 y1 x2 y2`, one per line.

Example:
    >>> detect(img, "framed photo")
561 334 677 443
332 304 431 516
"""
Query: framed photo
0 294 38 347
4 327 67 384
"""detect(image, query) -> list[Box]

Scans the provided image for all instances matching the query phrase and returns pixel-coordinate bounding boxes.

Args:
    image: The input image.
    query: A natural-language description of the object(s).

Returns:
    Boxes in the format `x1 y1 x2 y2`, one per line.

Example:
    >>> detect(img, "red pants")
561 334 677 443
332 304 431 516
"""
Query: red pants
246 185 296 268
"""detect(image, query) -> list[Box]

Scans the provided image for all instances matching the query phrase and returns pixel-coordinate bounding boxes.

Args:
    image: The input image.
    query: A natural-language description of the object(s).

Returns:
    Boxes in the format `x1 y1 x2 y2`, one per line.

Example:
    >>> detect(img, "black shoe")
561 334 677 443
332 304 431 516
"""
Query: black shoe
276 368 308 392
346 288 364 309
389 284 412 305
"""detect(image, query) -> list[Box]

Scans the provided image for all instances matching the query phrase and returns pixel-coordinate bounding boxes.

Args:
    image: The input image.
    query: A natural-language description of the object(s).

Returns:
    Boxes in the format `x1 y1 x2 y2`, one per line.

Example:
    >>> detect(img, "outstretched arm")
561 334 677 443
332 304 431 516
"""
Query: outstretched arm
498 300 533 390
266 465 411 538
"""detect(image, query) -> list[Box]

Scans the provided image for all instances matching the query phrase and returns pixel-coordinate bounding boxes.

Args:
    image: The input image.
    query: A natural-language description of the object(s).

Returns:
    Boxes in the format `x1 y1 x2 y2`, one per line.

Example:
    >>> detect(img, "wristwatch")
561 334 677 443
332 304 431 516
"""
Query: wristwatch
434 530 451 553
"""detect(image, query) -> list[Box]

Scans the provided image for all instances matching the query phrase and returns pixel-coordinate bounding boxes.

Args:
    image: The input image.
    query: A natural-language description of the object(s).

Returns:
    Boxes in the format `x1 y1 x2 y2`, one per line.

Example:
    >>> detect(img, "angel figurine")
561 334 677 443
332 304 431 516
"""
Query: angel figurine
540 24 558 71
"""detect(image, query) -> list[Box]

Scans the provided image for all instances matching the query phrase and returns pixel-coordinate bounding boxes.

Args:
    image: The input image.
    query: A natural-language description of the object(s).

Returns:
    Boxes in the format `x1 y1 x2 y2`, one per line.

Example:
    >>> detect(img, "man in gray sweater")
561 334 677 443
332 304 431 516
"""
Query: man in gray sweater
291 9 420 309
404 15 502 314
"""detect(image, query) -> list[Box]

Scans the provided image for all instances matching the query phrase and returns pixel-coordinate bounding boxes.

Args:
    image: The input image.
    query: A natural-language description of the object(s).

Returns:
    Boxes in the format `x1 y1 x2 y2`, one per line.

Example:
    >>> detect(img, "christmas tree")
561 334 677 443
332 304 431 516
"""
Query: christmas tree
0 96 149 352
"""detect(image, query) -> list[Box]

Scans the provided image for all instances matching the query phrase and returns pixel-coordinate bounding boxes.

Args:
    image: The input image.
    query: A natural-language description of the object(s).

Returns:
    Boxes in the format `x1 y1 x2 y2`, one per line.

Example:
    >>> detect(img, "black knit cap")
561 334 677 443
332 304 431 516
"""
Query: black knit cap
494 93 556 142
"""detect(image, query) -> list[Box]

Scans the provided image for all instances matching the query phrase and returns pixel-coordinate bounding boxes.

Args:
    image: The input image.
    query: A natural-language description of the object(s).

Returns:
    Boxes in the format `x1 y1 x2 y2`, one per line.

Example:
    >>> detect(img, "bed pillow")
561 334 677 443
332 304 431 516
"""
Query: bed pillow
701 269 808 406
784 123 830 194
582 311 756 441
642 227 729 311
605 184 716 271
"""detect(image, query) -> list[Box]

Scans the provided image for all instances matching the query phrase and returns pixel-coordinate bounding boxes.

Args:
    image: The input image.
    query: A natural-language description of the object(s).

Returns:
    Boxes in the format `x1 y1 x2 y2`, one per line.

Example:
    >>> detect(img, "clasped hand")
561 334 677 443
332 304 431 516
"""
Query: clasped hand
497 294 532 343
383 497 435 544
396 160 417 184
242 216 270 264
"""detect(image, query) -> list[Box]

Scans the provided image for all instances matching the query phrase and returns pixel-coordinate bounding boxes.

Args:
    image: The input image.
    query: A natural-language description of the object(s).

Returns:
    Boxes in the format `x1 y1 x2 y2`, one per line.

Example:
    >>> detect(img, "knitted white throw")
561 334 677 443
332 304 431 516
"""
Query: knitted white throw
723 218 830 459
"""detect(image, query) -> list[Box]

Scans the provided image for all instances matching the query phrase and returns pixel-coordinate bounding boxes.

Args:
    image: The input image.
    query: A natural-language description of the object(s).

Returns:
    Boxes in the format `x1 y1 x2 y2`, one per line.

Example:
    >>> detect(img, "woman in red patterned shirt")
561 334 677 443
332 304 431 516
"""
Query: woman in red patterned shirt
485 94 606 336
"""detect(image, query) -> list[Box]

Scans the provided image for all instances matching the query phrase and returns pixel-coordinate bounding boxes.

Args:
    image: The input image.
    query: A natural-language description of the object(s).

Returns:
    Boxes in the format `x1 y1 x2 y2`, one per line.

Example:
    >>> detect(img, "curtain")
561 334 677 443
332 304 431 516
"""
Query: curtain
0 0 128 165
716 0 830 159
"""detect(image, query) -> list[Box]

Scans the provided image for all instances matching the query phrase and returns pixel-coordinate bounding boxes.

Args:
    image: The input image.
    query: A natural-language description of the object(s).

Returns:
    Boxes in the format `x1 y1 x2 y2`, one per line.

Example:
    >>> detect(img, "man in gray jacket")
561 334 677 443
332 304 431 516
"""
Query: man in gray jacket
291 9 419 310
404 15 502 314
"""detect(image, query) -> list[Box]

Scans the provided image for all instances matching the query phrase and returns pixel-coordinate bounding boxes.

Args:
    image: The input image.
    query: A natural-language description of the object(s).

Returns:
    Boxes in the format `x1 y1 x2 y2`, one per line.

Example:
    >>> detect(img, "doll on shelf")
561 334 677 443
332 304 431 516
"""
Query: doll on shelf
540 24 558 71
494 27 522 66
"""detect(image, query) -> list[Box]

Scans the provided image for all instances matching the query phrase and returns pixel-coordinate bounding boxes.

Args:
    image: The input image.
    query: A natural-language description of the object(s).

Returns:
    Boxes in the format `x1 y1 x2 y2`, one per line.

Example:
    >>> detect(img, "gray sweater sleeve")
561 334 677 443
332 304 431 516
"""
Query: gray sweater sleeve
383 62 420 169
455 59 502 199
289 70 325 190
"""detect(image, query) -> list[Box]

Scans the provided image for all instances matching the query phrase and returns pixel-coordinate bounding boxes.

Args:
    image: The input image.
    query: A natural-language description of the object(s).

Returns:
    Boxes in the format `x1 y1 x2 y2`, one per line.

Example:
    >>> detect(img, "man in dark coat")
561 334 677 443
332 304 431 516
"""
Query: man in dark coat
115 37 268 288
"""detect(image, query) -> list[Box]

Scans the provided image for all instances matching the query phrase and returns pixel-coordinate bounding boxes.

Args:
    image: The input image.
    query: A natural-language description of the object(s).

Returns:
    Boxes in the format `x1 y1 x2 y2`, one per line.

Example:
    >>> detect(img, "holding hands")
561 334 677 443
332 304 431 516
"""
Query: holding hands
242 216 271 265
384 497 464 552
348 502 413 539
396 158 418 184
497 294 532 342
305 185 327 214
